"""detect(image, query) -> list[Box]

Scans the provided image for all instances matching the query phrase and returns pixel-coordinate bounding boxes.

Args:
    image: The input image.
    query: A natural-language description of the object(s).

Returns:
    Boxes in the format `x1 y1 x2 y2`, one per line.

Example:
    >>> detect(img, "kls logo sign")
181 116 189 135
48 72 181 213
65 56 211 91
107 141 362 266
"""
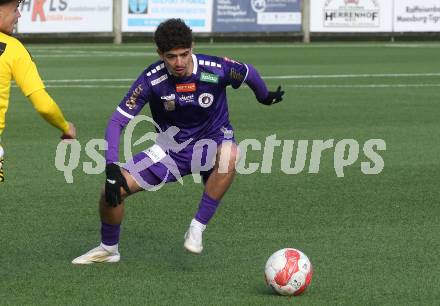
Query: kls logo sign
20 0 68 22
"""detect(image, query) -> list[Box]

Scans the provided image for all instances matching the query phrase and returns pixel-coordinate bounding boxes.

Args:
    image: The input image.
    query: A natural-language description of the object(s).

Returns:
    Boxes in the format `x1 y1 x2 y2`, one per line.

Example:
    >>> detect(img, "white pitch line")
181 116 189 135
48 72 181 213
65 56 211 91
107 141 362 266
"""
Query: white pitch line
34 50 150 54
44 85 131 88
263 73 440 79
43 78 134 83
285 84 440 88
12 83 440 89
33 52 156 58
16 83 439 89
39 72 440 84
26 43 440 51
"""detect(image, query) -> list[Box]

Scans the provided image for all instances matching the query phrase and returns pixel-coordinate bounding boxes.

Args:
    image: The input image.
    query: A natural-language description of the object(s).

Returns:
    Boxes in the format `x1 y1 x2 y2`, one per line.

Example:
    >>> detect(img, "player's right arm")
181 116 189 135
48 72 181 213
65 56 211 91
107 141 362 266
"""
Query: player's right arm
105 74 151 164
28 90 75 138
104 72 151 206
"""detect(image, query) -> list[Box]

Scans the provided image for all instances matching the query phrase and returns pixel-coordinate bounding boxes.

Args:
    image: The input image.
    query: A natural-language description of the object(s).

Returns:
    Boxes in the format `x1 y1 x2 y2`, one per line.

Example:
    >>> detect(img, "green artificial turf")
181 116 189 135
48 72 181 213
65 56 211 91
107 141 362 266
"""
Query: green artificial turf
1 42 439 305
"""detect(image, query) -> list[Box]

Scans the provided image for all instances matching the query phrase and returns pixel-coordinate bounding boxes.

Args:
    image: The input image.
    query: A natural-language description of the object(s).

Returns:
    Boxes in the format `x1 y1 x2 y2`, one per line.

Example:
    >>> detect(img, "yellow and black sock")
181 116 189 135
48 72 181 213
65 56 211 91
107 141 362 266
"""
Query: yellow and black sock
0 158 4 182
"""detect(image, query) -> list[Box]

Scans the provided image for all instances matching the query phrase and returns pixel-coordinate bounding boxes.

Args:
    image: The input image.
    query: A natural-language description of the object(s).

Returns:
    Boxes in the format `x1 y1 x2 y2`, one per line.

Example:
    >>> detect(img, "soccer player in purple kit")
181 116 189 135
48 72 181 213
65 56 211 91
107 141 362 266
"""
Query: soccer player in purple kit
72 18 284 264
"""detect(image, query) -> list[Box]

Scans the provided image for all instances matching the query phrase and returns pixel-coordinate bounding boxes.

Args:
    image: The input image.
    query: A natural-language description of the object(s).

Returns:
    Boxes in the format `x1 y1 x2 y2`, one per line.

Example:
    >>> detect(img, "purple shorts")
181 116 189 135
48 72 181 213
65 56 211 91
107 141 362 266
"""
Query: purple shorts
122 132 235 190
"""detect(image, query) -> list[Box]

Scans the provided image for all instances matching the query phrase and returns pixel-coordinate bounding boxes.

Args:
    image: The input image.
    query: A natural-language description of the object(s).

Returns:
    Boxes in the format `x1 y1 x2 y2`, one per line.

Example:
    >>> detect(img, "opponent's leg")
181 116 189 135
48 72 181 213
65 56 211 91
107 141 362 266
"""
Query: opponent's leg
184 142 239 254
0 145 5 183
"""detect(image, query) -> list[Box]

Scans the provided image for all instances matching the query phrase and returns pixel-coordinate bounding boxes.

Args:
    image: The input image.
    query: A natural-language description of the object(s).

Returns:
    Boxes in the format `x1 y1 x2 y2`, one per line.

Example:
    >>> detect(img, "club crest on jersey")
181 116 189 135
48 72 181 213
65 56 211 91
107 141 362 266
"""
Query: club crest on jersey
176 83 196 92
126 84 143 110
198 93 214 108
200 72 219 84
161 94 176 111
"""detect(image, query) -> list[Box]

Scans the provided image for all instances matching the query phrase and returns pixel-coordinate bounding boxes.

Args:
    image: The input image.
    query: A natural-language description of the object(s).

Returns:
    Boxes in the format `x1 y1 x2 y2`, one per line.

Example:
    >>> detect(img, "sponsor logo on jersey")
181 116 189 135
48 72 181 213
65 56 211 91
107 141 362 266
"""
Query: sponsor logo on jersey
161 94 176 111
125 84 143 110
151 74 168 86
161 94 175 101
198 93 214 108
180 94 195 103
176 83 196 92
200 72 219 84
229 68 245 82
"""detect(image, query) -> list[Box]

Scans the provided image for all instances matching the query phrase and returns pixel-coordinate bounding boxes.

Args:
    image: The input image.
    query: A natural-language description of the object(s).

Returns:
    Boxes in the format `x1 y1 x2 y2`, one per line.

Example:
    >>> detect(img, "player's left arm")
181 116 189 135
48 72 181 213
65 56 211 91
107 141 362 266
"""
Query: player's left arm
222 57 284 106
245 64 284 106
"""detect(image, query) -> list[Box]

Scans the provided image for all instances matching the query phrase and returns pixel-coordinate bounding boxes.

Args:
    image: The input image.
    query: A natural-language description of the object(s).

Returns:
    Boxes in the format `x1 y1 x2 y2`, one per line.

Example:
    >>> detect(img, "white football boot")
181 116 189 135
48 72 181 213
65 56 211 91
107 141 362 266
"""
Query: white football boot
72 243 120 264
184 219 206 254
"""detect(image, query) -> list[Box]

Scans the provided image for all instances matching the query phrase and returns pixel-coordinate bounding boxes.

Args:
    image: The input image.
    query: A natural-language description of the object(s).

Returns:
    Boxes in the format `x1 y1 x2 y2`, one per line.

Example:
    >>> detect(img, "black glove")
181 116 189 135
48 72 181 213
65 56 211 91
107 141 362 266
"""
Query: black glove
105 163 130 207
259 86 285 106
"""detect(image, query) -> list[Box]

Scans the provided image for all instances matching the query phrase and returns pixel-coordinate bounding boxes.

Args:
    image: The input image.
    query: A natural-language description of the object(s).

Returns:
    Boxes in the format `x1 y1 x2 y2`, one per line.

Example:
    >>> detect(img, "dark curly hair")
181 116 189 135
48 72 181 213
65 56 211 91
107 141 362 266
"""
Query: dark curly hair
0 0 22 5
154 19 193 53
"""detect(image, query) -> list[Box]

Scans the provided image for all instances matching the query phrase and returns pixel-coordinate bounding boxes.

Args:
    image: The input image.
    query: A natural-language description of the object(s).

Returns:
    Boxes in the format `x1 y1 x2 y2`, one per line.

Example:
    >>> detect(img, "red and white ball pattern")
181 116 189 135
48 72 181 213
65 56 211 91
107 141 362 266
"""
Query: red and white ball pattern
265 248 313 296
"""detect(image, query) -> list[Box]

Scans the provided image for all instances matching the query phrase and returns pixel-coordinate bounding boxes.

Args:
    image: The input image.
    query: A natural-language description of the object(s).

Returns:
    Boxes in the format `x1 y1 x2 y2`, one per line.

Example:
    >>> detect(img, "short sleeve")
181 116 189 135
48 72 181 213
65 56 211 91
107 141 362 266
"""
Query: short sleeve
221 57 249 89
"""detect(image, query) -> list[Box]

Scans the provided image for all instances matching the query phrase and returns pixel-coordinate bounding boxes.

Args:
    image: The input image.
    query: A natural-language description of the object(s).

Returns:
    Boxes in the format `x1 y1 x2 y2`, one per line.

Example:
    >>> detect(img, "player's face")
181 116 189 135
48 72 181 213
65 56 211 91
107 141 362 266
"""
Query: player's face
159 48 193 78
0 1 21 35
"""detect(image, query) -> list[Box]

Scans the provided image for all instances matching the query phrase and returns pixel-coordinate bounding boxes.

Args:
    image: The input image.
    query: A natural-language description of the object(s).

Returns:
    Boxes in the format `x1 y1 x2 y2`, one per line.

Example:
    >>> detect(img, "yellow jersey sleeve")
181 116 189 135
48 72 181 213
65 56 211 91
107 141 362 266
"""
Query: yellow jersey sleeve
10 39 45 97
29 89 69 134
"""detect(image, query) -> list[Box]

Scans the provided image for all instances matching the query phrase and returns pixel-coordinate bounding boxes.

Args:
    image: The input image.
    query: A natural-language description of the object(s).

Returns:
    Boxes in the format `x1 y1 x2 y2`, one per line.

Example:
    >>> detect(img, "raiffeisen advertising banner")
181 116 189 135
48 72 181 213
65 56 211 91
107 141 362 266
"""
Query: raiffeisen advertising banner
213 0 302 32
17 0 113 33
122 0 213 32
394 0 440 32
310 0 393 32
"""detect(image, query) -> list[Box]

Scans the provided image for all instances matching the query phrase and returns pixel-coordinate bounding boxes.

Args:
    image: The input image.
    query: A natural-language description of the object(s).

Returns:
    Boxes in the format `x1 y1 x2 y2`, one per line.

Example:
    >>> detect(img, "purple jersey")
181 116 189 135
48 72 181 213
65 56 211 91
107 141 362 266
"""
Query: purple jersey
116 54 249 143
105 54 269 164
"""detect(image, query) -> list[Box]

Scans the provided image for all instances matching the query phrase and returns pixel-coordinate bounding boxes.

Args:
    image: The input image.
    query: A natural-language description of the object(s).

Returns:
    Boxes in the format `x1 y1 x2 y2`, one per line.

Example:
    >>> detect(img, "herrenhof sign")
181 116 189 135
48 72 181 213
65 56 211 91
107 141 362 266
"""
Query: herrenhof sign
311 0 393 32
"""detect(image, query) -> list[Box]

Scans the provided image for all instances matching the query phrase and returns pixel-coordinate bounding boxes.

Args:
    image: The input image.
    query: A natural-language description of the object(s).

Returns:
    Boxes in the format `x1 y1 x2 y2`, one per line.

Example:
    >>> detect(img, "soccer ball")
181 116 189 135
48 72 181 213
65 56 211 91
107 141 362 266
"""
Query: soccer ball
264 248 313 296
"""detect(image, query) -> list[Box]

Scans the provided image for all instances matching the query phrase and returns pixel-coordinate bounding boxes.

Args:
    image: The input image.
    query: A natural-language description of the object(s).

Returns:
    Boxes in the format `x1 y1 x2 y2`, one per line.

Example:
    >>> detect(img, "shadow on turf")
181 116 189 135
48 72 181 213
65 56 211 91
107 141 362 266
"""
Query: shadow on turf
255 284 277 296
254 283 314 300
120 229 208 269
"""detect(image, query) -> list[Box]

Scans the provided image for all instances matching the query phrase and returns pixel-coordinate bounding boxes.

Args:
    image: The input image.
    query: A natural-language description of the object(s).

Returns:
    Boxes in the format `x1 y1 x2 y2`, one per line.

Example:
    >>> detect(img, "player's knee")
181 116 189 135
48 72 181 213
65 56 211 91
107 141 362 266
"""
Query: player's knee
120 186 131 201
228 145 240 168
99 185 131 203
231 144 240 164
217 143 239 174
